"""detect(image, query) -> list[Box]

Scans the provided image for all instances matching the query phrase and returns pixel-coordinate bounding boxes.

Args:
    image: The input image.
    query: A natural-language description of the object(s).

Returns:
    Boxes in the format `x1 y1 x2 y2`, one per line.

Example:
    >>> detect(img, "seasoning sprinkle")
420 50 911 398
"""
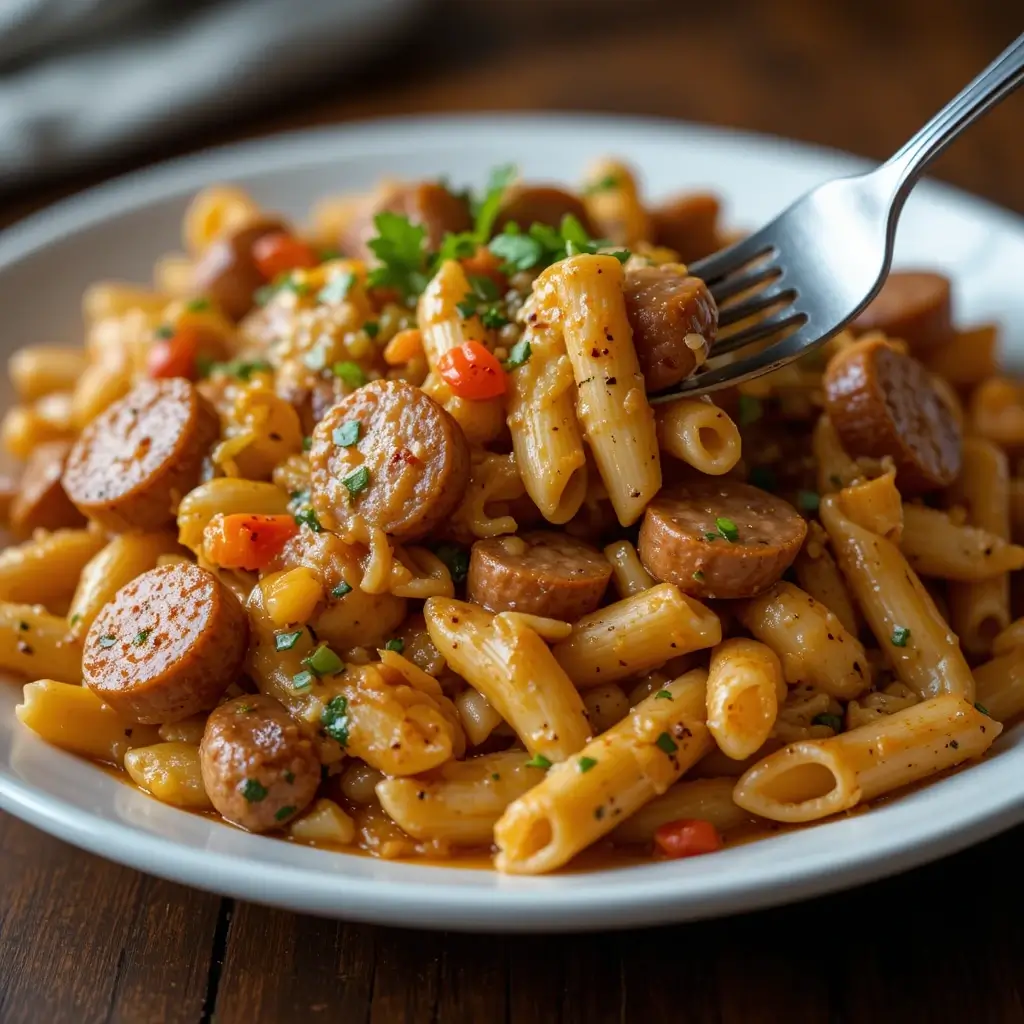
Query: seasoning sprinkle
294 508 322 533
322 695 350 746
525 754 552 769
655 690 673 700
578 757 598 773
275 630 303 652
291 669 314 691
715 516 739 542
240 779 268 803
342 466 371 497
332 420 361 447
132 629 151 646
331 581 353 599
891 626 911 647
655 732 678 755
384 638 405 653
692 570 705 582
274 806 297 823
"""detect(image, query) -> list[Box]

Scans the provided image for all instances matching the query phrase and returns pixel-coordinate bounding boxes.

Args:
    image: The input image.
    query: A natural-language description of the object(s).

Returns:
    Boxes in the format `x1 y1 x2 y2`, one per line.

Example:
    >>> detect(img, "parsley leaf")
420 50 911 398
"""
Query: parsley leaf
240 779 268 803
332 421 361 447
503 340 532 370
472 163 517 238
655 732 678 755
331 581 353 599
433 542 469 584
343 466 370 497
525 753 552 769
891 626 911 647
294 508 322 533
384 638 405 653
366 212 430 300
332 361 367 388
812 713 843 732
322 696 350 746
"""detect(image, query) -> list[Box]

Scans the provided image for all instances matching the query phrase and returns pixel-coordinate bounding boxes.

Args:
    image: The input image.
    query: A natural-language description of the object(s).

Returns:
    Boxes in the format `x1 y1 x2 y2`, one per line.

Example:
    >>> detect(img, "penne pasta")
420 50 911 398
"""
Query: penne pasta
424 597 591 761
813 414 860 494
0 529 107 608
123 741 213 809
0 602 82 683
494 668 711 873
582 158 651 246
603 540 655 598
836 468 902 542
9 345 91 402
733 696 1000 823
821 495 976 701
654 398 741 476
973 648 1024 723
706 638 784 760
923 324 999 388
552 583 721 687
793 523 861 636
582 684 631 733
177 478 291 554
455 687 505 747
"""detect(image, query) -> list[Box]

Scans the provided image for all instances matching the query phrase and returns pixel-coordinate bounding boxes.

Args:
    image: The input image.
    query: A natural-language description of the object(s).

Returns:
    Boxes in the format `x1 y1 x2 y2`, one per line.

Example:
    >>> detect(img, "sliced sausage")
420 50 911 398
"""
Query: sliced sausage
822 334 962 494
494 186 594 236
467 532 612 620
623 265 718 391
852 271 952 353
638 479 807 600
310 379 470 540
193 217 286 321
342 182 472 261
10 440 86 535
83 562 248 724
200 694 320 832
62 378 220 532
650 193 721 264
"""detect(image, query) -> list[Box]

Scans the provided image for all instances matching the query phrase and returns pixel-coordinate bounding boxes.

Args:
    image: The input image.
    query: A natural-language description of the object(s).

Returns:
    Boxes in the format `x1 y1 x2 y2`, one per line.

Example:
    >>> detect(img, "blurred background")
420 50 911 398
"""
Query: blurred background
0 0 1021 222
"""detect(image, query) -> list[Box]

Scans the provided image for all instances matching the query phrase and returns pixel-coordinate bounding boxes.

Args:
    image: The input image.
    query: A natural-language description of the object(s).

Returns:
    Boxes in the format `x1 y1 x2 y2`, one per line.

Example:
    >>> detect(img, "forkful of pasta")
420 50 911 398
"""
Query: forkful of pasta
654 31 1024 401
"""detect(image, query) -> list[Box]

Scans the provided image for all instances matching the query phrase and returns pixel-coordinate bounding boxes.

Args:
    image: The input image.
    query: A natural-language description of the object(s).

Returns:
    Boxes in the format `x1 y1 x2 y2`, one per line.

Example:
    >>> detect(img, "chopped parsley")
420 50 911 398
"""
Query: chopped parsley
154 324 175 339
433 541 470 584
384 638 405 654
291 669 314 691
132 629 151 646
692 570 705 582
737 394 763 426
275 806 297 823
185 297 210 312
342 466 371 497
975 702 991 717
503 339 532 370
655 689 673 700
481 306 510 329
366 212 431 300
578 756 598 773
491 772 501 781
488 215 629 274
283 770 296 784
275 630 303 652
317 271 355 305
332 420 361 447
472 163 517 238
205 358 272 381
240 779 268 803
797 490 820 513
748 465 778 492
98 635 117 648
322 695 350 746
812 713 843 732
584 173 620 195
302 436 313 452
331 581 353 599
69 614 81 627
715 516 739 542
363 320 380 339
456 274 506 327
655 732 678 755
303 644 345 677
332 361 367 389
704 532 720 542
525 753 552 769
891 626 911 647
294 508 322 533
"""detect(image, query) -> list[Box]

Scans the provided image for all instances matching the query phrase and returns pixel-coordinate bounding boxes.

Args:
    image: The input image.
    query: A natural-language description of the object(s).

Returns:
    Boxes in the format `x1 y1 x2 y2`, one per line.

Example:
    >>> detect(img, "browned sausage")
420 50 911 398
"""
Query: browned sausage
623 265 718 391
650 193 721 264
200 694 320 832
823 335 962 494
638 480 807 599
494 186 595 236
193 218 286 321
467 532 612 619
83 562 248 724
10 440 86 535
310 380 470 540
62 378 220 532
851 271 953 353
342 182 472 260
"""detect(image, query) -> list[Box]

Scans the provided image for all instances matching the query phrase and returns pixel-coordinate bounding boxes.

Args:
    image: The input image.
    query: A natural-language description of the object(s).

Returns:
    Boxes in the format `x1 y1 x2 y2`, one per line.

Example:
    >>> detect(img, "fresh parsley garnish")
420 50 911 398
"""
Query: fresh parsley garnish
331 581 353 599
292 670 314 691
240 779 268 803
332 421 361 447
303 644 344 677
891 626 911 647
715 517 739 542
185 298 210 312
578 757 598 773
363 321 380 339
275 806 297 823
525 753 552 769
332 361 367 389
488 215 630 274
503 339 532 370
132 629 150 646
655 732 678 755
342 466 371 497
692 570 705 582
655 690 673 700
294 508 322 533
322 695 350 746
812 713 843 732
366 212 431 300
433 542 469 584
584 173 620 195
384 638 405 653
275 630 303 652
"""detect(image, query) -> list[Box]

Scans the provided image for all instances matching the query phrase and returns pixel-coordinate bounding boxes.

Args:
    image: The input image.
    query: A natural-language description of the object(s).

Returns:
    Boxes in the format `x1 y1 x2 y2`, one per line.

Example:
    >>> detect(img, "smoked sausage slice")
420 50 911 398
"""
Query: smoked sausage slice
494 186 595 236
83 562 248 724
192 217 287 321
623 265 717 391
309 380 470 541
822 334 962 494
62 378 220 532
10 440 86 535
650 193 721 264
467 532 612 620
638 479 807 600
851 271 953 353
201 694 320 832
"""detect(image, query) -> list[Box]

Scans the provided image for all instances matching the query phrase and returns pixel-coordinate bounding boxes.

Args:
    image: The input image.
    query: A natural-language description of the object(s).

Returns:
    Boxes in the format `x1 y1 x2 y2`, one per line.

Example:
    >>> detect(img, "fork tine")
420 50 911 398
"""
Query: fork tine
709 309 807 357
687 232 775 284
708 261 782 304
716 286 797 329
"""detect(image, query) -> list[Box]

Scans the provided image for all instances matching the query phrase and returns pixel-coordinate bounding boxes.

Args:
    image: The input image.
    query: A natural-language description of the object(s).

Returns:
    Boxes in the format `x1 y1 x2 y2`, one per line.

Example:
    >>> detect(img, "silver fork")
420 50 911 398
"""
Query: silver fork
653 32 1024 402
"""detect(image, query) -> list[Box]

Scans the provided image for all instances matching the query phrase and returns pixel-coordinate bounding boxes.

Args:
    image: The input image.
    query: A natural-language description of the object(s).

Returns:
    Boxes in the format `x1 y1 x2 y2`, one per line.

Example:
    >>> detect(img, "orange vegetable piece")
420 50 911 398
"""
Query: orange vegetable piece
204 513 299 571
252 232 318 280
654 818 723 860
436 340 507 400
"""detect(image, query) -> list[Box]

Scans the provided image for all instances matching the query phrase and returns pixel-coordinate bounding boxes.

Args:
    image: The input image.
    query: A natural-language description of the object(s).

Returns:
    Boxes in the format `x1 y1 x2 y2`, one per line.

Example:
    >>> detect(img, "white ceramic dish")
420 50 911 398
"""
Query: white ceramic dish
1 114 1023 933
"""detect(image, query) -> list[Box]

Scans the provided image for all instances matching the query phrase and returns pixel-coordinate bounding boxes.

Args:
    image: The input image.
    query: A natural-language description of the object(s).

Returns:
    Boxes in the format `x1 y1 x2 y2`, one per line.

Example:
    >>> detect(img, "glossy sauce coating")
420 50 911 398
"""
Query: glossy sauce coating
62 378 219 532
638 479 807 599
83 562 248 724
466 531 612 619
200 694 320 832
623 265 717 391
823 334 962 494
309 379 470 540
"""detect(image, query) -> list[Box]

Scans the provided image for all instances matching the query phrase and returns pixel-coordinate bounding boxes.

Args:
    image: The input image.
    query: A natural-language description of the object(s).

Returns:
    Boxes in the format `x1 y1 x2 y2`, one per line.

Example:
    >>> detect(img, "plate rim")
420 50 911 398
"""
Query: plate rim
2 111 1023 932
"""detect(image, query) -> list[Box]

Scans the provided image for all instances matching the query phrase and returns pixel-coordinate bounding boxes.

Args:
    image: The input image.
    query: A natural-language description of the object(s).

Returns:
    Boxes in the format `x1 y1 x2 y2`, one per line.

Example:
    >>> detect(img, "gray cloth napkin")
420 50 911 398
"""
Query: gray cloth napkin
0 0 423 190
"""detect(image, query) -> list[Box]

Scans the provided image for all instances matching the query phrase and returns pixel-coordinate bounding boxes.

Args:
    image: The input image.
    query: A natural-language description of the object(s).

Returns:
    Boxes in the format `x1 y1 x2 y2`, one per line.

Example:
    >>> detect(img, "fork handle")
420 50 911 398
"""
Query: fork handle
884 32 1024 198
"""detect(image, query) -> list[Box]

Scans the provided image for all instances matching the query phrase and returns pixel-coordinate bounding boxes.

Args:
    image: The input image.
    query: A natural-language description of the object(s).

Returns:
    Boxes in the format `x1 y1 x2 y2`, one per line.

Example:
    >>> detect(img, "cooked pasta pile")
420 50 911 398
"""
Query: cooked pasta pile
2 159 1019 873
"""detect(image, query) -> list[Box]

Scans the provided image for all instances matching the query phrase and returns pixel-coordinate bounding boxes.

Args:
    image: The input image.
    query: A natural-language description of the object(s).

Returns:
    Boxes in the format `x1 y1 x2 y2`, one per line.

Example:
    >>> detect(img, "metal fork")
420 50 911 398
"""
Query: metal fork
652 32 1024 402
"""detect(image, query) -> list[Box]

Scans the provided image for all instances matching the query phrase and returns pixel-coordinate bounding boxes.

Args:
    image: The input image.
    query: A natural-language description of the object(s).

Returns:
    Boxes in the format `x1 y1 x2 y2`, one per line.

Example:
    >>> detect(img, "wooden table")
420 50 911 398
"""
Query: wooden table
2 2 1023 1021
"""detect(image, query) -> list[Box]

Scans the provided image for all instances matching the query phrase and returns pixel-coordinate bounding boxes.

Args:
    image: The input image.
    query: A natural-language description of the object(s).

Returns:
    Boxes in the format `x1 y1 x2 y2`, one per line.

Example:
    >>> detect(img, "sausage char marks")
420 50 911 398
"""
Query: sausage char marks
83 563 248 724
309 379 471 541
823 334 962 494
62 378 220 532
467 532 613 620
201 694 320 833
638 479 807 600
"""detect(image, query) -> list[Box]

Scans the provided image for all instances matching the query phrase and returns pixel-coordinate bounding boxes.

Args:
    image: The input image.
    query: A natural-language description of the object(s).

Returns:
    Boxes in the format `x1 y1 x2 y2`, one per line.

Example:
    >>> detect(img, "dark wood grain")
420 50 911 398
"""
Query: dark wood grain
2 0 1024 1021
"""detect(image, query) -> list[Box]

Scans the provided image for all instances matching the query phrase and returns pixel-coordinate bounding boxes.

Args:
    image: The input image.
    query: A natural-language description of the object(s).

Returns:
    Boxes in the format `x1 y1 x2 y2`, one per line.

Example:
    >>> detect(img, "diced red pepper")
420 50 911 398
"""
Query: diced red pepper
654 819 723 860
436 340 507 400
147 327 201 380
252 232 318 280
203 513 299 571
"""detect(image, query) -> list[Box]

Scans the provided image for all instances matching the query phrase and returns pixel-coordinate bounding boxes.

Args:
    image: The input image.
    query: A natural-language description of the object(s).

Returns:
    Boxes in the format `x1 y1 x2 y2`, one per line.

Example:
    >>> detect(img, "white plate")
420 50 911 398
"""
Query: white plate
1 114 1023 933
